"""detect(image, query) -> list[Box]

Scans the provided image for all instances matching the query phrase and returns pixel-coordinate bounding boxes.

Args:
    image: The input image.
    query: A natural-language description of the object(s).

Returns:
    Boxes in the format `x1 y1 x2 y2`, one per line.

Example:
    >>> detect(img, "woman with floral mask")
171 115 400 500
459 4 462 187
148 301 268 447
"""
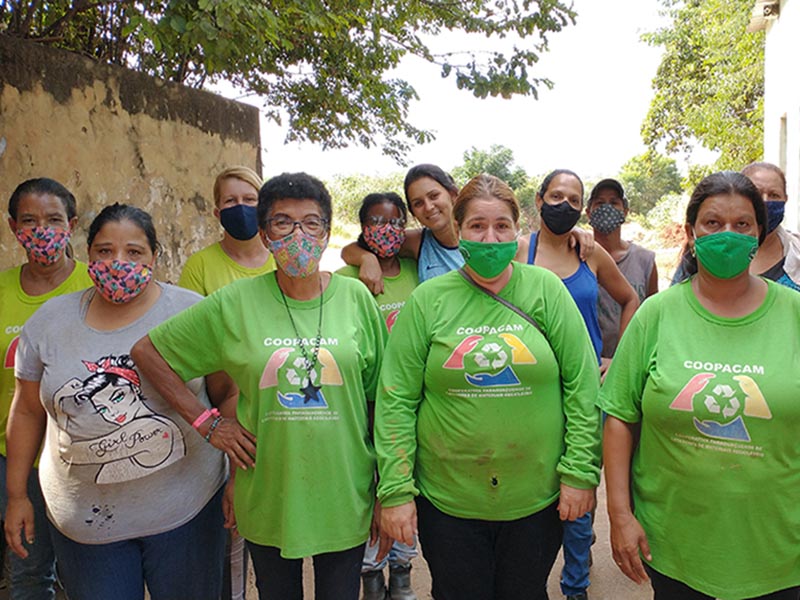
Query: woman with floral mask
132 172 387 600
0 177 92 598
338 192 419 599
602 171 800 599
179 166 275 296
377 174 601 600
5 203 232 600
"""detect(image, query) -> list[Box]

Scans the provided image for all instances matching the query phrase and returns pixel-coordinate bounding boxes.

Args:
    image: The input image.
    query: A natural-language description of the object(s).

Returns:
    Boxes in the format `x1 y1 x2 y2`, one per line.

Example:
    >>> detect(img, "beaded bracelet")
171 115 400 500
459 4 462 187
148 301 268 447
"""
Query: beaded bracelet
192 407 220 430
204 416 224 442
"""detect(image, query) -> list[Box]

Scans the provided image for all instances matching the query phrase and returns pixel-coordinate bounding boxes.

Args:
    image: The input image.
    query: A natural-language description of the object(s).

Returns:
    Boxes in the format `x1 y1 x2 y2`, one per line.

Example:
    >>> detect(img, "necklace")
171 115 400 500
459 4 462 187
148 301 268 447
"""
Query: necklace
278 277 324 403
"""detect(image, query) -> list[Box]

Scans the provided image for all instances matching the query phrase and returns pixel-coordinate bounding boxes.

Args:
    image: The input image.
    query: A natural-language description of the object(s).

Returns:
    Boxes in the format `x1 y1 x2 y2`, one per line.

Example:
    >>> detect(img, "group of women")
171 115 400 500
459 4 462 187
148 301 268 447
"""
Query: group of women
0 159 798 600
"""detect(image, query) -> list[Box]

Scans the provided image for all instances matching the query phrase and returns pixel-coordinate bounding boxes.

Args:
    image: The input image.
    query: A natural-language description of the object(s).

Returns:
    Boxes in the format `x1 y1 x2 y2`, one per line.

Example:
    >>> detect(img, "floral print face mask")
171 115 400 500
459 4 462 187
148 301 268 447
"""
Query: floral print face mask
268 229 328 278
15 226 71 265
363 223 406 258
88 259 153 304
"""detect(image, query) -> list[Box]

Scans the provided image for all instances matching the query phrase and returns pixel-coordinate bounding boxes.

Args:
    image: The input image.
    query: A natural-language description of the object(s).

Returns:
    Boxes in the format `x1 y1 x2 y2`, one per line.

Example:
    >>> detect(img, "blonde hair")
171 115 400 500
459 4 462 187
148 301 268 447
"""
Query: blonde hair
453 173 520 226
213 166 262 207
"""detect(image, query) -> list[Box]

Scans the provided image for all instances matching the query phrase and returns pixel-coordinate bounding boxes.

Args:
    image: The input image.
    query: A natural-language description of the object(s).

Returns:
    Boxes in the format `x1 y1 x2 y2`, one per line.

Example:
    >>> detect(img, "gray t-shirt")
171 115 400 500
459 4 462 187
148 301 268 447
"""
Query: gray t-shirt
597 243 655 358
15 283 227 544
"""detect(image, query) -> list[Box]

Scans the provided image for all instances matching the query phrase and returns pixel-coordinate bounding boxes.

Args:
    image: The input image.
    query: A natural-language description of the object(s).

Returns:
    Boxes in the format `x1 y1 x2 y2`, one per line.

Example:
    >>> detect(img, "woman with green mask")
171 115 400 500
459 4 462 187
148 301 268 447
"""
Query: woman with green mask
601 171 800 599
375 174 602 600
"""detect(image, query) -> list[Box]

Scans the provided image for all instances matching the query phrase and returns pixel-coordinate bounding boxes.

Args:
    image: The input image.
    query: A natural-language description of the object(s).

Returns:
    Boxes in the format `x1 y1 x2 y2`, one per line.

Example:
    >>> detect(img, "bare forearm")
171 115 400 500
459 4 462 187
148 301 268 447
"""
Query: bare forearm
6 390 46 499
603 416 637 519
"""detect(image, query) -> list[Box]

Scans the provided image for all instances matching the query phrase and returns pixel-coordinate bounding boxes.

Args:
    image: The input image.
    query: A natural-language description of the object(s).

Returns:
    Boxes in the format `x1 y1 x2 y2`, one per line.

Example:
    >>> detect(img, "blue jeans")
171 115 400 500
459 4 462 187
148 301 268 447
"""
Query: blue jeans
362 537 418 572
416 495 562 600
0 455 56 600
247 541 365 600
560 511 593 596
49 486 225 600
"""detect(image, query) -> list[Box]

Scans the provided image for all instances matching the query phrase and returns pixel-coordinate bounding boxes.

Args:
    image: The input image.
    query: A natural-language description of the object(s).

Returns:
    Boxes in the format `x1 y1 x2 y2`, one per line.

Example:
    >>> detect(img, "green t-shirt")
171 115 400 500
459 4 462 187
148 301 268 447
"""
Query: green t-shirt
376 263 601 520
336 257 419 332
178 242 276 296
599 279 800 599
0 261 92 455
149 272 387 558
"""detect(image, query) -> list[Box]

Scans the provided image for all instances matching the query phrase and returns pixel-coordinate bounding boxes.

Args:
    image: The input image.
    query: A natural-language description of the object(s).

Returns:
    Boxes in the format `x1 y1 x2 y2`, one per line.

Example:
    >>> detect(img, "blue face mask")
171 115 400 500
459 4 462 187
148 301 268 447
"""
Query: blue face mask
219 204 259 240
765 200 785 233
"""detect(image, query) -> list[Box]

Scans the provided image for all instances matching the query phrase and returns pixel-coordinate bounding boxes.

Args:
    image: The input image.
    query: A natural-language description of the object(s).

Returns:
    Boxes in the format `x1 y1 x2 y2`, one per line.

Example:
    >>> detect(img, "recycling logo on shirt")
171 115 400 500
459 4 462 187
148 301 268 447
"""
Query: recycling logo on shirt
443 332 536 387
259 347 343 409
669 373 771 442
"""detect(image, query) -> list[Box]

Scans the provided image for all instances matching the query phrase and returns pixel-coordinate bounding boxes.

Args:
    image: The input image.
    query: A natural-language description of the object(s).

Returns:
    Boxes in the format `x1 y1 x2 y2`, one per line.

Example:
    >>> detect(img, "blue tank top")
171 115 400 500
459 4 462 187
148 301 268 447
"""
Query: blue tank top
527 232 603 361
417 228 464 283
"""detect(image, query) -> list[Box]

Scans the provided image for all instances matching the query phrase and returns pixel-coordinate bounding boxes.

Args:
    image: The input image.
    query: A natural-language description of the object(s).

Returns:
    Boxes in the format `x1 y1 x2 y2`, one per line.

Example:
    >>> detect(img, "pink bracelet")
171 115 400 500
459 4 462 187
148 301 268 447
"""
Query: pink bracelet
192 407 220 430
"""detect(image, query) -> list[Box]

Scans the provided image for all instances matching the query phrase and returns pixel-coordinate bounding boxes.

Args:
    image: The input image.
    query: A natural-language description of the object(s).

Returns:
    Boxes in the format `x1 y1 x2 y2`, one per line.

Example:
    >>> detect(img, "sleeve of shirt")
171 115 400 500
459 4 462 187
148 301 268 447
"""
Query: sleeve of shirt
177 253 207 296
148 291 225 381
598 303 655 424
535 271 603 490
375 291 428 508
351 281 387 402
14 318 45 382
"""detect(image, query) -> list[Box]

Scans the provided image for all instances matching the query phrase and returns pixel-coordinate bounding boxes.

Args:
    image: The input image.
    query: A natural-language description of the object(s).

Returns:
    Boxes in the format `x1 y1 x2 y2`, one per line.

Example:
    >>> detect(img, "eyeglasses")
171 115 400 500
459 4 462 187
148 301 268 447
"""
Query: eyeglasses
366 216 406 228
266 216 328 238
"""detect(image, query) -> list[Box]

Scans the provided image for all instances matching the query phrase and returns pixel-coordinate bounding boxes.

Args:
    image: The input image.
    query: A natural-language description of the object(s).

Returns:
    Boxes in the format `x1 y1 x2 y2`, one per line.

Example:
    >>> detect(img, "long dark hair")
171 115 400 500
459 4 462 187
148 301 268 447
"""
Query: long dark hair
676 171 767 279
403 164 458 216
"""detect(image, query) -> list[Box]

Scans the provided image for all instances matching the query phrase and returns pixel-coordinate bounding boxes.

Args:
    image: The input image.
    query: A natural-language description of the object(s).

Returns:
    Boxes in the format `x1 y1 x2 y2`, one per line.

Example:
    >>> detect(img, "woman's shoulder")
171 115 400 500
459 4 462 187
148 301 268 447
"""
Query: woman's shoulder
157 282 204 308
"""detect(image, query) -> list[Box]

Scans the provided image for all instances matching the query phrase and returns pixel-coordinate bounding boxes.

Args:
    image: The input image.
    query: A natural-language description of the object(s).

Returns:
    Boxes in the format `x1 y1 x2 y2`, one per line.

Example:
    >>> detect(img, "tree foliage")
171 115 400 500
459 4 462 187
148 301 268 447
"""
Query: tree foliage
618 151 683 215
1 1 576 161
642 0 764 170
325 171 405 227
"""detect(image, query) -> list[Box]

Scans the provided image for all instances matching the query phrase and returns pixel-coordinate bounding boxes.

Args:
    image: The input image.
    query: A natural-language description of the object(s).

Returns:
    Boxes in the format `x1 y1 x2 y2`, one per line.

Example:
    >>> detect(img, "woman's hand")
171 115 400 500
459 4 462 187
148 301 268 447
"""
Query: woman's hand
380 501 417 547
600 357 612 381
610 512 652 584
223 476 237 531
371 499 395 562
5 496 35 559
359 254 385 296
557 484 596 521
207 418 257 470
570 228 595 260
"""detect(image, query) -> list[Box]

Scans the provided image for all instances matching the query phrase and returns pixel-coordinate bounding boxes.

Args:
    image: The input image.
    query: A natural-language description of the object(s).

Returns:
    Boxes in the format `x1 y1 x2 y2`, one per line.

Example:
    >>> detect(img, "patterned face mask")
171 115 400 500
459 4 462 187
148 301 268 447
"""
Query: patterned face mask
268 229 328 278
589 203 626 234
88 259 153 304
363 223 406 258
15 226 71 265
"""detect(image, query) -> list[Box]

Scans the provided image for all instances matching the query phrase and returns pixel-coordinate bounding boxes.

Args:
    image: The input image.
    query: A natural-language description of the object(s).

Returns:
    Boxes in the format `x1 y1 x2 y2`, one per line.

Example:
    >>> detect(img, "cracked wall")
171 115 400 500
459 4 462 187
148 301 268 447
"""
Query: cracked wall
0 36 261 282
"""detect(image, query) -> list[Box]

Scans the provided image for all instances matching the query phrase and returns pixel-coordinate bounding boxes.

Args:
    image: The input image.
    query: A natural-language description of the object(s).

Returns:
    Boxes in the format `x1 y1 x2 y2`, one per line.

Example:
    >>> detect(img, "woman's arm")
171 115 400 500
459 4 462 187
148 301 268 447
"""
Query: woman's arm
593 246 639 339
341 229 423 295
4 379 47 559
646 262 659 298
131 336 255 469
604 416 651 584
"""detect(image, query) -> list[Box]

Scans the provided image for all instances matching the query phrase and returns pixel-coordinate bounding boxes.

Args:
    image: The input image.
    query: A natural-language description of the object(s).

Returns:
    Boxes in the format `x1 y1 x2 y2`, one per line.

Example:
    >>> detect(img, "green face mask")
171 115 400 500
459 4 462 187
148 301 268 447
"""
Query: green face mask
458 238 519 279
694 231 758 279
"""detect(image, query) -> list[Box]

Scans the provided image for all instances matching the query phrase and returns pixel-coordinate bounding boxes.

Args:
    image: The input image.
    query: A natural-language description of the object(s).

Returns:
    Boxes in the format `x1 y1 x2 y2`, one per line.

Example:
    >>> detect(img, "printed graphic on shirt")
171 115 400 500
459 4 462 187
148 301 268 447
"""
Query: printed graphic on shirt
4 334 19 368
442 327 538 400
667 361 771 454
53 355 186 484
259 346 344 421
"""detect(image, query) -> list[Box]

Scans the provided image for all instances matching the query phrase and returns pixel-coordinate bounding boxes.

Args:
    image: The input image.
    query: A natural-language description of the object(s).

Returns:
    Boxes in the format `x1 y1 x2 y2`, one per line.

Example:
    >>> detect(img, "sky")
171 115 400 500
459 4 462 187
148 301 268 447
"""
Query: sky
234 0 676 181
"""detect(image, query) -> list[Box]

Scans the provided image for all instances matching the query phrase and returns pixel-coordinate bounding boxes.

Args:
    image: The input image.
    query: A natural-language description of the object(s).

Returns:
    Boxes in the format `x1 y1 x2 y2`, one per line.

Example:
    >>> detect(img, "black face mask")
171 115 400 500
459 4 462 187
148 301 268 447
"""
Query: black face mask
540 201 582 235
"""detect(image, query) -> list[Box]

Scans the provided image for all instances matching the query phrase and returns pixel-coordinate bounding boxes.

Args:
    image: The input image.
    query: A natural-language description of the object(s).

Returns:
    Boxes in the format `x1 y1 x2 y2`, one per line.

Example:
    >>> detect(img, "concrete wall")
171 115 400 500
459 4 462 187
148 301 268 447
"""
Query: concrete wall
763 0 800 229
0 35 261 282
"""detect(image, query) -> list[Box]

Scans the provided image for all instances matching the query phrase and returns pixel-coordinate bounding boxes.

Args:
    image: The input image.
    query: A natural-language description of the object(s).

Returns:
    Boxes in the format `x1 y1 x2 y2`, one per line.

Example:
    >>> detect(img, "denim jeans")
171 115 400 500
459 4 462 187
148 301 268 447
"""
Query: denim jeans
361 537 418 572
560 511 593 596
247 541 365 600
646 565 800 600
0 455 56 600
416 495 562 600
48 486 225 600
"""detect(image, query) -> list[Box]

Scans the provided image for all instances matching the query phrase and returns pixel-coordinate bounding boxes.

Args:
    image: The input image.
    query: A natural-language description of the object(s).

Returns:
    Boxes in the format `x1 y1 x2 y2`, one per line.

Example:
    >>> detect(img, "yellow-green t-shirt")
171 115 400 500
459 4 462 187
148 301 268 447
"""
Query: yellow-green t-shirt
0 261 92 455
178 242 276 296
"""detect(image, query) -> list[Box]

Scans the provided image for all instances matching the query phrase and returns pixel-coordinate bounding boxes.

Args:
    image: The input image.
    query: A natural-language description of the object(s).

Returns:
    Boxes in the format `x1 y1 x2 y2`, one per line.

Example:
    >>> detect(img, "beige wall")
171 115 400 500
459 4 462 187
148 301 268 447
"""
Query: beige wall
0 36 260 282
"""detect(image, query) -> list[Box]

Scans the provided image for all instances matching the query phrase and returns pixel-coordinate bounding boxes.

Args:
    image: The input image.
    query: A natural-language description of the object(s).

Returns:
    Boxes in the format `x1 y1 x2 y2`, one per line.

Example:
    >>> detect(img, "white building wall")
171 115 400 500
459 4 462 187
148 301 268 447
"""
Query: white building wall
763 0 800 229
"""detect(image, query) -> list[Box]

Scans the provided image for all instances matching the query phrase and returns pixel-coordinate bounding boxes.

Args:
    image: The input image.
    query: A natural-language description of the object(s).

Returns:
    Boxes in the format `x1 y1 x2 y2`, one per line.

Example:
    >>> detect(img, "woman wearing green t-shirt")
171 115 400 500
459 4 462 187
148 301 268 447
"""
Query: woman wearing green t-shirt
602 171 800 599
376 174 601 600
132 172 387 600
0 177 92 598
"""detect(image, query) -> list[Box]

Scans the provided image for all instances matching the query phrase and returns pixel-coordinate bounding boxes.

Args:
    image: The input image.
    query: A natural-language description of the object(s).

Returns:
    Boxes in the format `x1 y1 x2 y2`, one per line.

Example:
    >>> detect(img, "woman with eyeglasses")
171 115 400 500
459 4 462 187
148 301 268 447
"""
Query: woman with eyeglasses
132 172 387 600
338 192 419 599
